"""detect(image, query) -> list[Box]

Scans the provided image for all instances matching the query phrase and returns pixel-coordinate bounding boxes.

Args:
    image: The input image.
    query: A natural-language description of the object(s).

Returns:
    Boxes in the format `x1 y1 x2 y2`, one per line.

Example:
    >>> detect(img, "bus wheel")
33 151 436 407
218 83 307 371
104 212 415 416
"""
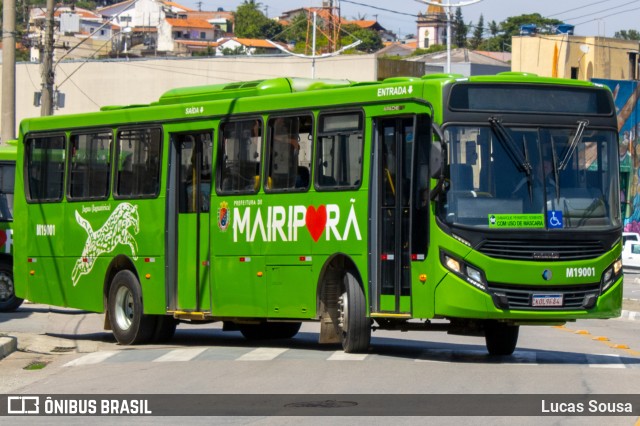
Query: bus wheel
338 271 370 353
152 316 178 343
484 321 519 356
0 259 23 312
108 270 156 345
239 322 302 340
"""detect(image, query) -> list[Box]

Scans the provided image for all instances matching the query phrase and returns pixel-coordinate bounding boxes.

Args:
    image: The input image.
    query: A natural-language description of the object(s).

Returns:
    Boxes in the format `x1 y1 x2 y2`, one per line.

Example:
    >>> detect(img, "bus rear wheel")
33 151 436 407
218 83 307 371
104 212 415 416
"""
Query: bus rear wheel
108 270 156 345
0 259 22 312
239 322 302 340
338 271 370 353
484 320 519 356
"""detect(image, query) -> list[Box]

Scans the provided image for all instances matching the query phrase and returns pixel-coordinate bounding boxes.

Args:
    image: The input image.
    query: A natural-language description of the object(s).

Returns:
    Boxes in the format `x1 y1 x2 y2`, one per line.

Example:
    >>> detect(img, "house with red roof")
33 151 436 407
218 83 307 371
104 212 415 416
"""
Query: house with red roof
216 38 283 56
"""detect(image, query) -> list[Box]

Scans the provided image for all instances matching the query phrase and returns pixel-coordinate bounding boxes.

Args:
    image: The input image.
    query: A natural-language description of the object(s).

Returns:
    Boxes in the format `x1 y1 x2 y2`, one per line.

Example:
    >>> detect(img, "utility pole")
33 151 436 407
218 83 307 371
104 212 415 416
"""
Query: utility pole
416 0 482 73
1 0 16 142
41 0 56 116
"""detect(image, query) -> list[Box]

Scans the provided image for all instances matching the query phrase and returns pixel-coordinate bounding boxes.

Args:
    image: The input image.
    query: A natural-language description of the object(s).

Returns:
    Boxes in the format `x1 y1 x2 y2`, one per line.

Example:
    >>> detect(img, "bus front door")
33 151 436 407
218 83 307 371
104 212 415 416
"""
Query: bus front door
168 131 213 313
373 116 429 315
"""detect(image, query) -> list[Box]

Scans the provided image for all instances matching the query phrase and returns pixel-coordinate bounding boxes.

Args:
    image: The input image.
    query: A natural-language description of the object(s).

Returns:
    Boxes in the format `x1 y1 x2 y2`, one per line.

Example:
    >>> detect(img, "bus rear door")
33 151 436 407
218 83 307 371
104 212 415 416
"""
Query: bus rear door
167 131 213 313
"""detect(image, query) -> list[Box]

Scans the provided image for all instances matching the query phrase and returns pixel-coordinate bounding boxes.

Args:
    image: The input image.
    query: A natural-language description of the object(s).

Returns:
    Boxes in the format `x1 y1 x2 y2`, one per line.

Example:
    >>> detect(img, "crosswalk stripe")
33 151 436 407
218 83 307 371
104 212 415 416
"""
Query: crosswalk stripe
237 347 288 361
152 347 208 362
327 351 367 361
59 348 633 368
586 354 626 368
63 351 118 367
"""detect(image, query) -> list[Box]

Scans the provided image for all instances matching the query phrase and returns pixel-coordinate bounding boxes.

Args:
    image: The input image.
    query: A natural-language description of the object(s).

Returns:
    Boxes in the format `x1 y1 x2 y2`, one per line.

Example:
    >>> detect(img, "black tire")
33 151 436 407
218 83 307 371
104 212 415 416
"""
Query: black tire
485 320 519 356
0 258 23 312
107 270 156 345
152 315 178 343
239 322 302 340
339 271 371 353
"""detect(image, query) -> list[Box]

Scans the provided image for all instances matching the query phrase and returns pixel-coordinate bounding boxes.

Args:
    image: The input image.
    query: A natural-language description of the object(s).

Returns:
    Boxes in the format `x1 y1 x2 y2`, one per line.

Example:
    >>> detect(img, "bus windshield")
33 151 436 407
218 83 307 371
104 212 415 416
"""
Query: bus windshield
440 124 620 230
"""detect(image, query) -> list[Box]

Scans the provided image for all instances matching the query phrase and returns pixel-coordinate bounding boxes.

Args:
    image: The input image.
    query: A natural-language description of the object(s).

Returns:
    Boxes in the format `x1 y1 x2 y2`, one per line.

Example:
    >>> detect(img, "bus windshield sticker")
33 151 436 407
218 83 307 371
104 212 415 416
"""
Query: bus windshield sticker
72 203 140 286
229 201 362 243
488 214 545 229
547 210 563 228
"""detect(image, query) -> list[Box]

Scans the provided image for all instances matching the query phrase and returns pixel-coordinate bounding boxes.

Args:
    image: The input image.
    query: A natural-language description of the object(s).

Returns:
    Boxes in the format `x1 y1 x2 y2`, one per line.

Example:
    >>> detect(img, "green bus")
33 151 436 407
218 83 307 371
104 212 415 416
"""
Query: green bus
13 74 622 354
0 142 19 312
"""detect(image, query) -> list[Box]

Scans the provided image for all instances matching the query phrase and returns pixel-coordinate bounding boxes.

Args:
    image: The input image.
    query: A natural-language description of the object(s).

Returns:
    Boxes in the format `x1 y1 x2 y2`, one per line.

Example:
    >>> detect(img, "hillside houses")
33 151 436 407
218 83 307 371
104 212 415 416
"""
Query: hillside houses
28 0 235 58
26 1 399 60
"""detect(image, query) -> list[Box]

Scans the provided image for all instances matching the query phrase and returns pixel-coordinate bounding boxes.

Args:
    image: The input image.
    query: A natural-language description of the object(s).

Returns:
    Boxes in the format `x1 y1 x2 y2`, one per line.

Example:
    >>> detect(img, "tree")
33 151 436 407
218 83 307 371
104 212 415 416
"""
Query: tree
469 14 484 49
480 14 563 52
342 24 383 53
614 30 640 40
234 0 283 40
488 20 499 36
452 7 468 48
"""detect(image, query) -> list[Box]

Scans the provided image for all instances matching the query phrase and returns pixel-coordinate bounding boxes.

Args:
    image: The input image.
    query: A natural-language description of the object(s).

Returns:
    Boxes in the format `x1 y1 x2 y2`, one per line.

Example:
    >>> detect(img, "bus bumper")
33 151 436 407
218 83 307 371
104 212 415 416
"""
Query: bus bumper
433 274 623 321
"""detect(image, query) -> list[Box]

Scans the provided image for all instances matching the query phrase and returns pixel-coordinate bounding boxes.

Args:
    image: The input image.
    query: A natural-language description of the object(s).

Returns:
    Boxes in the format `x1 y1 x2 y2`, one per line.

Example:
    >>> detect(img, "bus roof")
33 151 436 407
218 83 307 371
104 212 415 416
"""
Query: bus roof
18 73 605 134
0 142 17 162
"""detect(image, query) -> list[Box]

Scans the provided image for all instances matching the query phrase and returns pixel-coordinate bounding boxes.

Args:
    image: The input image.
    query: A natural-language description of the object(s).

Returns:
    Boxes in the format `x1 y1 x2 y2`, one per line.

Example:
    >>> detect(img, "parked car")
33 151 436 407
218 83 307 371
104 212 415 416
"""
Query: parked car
623 232 640 245
622 240 640 270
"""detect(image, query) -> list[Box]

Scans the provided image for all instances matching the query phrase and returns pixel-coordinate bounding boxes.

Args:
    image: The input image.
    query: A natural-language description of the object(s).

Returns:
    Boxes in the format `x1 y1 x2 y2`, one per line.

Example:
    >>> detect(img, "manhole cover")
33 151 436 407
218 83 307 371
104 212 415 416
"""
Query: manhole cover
284 400 358 408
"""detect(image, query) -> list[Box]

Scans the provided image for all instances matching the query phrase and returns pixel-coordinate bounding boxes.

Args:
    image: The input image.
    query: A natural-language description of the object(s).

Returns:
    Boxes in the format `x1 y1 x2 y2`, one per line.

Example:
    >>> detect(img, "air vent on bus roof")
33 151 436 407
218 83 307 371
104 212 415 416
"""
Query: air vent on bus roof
156 78 295 106
156 77 354 106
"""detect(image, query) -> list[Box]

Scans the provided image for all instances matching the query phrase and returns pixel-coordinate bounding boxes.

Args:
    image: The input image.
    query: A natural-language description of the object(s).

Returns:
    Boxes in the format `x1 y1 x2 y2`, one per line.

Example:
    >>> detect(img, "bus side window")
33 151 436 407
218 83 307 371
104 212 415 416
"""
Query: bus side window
316 112 363 191
266 114 312 192
0 163 15 220
68 131 112 201
217 119 262 195
115 127 162 199
25 134 66 202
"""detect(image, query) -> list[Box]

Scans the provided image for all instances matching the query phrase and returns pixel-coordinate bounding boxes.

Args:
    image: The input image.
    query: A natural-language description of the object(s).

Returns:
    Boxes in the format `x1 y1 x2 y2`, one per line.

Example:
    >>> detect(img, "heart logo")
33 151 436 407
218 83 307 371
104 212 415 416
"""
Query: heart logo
0 230 6 249
305 205 327 242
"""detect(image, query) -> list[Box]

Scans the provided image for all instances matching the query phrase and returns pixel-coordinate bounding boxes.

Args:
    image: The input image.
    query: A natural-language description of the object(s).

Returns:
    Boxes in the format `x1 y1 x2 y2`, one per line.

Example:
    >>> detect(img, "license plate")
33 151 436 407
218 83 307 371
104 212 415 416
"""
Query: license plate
532 294 563 307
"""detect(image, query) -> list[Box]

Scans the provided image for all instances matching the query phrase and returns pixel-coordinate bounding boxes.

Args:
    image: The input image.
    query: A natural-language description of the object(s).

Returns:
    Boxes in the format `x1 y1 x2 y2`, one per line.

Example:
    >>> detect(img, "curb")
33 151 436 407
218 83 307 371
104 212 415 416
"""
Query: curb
0 336 17 360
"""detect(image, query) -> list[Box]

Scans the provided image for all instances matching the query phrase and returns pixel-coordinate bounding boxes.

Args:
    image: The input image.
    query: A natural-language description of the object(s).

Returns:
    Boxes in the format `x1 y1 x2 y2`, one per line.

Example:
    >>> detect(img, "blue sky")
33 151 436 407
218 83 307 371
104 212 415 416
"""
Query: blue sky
185 0 639 38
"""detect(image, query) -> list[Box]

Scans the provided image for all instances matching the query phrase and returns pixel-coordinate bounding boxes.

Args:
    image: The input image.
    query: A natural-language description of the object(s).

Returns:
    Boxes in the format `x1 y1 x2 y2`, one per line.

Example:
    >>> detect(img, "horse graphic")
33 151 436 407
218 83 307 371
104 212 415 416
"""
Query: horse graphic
71 203 140 286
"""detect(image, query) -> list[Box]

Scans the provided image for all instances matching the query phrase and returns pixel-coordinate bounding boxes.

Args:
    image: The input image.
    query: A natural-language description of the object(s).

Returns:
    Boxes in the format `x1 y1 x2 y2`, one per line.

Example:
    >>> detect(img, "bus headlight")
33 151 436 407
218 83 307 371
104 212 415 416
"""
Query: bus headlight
444 255 461 273
441 251 487 291
601 258 622 294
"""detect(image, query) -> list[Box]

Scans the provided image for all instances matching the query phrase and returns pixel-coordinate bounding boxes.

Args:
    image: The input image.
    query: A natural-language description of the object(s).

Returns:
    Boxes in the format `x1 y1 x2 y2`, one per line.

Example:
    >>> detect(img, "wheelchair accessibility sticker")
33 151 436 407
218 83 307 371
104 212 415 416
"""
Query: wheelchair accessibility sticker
548 210 563 228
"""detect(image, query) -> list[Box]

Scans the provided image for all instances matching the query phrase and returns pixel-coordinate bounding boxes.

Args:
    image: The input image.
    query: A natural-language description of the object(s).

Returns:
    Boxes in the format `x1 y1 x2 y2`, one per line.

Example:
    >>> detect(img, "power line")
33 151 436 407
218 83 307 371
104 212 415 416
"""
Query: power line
340 0 419 18
562 0 640 22
56 67 101 107
547 0 619 17
574 5 640 27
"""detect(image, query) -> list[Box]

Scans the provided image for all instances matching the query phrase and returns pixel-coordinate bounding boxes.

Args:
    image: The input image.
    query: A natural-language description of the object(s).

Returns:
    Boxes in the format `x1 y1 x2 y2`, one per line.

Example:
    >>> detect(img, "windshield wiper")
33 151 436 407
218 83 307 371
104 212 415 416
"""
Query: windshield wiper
558 120 589 171
488 117 532 177
550 137 561 200
489 117 534 201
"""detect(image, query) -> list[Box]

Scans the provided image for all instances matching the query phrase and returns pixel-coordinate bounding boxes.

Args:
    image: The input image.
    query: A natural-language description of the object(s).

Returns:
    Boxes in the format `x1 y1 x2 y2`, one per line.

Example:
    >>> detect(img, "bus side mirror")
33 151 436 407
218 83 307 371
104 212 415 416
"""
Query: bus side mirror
430 123 445 179
430 143 442 178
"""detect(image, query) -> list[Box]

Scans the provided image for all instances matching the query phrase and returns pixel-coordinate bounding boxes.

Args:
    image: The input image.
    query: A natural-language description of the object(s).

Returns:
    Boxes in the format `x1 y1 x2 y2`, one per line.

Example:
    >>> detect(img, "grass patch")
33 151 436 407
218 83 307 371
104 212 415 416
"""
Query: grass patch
24 361 48 371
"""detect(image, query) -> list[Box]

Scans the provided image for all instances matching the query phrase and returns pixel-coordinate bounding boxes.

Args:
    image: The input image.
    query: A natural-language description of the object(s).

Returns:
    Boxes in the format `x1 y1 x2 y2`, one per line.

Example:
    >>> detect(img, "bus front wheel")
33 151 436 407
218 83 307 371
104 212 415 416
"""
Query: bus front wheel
484 321 519 356
338 271 371 353
108 270 156 345
0 259 23 312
